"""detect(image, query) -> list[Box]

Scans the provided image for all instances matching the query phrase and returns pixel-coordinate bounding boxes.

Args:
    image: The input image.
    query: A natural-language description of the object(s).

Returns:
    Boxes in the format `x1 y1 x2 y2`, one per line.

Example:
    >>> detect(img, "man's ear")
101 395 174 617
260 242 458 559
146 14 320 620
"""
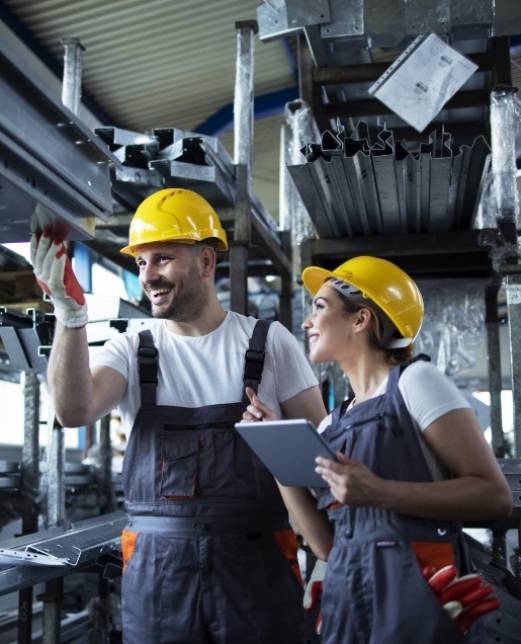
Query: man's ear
198 246 216 276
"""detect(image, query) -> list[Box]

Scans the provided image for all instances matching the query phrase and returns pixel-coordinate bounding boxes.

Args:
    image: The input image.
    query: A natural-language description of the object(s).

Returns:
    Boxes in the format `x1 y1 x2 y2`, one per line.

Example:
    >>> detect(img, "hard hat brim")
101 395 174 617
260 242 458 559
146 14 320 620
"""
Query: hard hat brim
301 266 336 296
120 232 228 256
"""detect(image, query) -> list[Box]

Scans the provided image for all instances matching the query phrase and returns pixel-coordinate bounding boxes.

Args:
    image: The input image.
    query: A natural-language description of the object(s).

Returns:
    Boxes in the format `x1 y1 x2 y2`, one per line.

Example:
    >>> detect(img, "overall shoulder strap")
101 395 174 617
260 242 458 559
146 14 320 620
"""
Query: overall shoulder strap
242 319 271 400
137 330 158 406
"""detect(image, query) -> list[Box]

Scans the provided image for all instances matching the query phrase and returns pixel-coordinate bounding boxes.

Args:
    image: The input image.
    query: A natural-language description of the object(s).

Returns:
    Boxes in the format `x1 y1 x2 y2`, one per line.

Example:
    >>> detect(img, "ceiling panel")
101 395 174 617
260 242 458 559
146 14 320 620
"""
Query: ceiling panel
2 0 294 132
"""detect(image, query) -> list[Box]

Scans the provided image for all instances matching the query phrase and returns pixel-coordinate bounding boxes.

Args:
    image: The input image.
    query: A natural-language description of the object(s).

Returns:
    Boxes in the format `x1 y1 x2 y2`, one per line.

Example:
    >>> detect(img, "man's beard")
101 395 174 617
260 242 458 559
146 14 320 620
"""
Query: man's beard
148 263 207 322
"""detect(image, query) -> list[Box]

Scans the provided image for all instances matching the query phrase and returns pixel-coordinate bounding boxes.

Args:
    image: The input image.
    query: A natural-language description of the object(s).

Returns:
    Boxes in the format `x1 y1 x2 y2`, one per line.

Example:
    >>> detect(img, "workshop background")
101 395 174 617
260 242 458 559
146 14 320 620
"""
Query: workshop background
1 1 521 642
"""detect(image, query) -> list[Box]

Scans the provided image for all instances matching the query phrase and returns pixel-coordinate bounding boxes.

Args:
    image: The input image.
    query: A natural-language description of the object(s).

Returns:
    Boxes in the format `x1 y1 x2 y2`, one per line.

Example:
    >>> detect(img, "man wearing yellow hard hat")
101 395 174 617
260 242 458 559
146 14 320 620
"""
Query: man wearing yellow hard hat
30 188 326 643
244 256 511 644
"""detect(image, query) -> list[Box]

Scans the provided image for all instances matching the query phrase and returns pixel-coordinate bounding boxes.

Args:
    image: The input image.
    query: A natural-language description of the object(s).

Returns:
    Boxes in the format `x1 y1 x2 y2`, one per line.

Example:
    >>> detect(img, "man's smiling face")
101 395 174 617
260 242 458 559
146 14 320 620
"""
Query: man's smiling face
135 242 207 322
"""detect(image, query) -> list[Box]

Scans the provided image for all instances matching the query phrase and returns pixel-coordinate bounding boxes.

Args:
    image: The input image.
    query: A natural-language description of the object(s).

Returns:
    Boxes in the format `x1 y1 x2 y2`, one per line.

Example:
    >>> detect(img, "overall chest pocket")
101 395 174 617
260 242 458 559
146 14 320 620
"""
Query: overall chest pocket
158 430 215 499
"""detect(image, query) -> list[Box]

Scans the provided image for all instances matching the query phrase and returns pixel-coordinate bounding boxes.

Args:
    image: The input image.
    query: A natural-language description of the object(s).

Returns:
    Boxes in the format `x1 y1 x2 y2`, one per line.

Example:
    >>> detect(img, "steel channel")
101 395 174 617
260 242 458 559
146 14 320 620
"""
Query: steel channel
506 275 521 457
0 55 112 213
429 156 452 233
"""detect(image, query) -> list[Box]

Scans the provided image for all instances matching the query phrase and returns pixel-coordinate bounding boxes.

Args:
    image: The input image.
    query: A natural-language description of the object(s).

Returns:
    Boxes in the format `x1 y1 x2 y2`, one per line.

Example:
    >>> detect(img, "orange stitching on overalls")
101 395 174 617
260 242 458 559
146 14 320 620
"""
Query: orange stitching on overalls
121 529 139 572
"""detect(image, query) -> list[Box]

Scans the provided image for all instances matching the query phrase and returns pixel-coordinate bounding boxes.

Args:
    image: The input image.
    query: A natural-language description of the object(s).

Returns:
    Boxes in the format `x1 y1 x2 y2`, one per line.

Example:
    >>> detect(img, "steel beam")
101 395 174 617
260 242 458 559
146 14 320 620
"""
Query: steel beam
506 275 521 457
486 283 506 457
0 32 115 242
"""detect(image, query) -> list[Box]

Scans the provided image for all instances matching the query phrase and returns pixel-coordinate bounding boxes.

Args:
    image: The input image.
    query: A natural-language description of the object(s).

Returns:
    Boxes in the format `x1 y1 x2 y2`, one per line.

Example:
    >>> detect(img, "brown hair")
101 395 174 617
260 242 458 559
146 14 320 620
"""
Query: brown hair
334 290 414 365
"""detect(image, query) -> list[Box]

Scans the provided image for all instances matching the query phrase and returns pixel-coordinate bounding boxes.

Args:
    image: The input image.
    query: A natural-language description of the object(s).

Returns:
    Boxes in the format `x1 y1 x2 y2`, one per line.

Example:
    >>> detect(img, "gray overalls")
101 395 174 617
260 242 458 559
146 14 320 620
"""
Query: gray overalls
317 356 482 644
120 321 305 644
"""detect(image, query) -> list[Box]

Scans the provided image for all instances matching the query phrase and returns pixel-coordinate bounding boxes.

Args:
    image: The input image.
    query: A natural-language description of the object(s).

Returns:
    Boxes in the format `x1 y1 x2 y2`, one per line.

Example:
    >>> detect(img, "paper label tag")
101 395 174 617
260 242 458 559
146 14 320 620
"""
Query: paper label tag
369 33 478 133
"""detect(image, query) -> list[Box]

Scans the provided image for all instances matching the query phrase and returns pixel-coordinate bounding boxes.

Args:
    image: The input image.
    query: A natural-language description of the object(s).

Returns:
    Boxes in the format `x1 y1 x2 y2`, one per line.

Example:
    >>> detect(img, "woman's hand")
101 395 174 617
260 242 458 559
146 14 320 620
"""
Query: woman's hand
315 452 385 507
241 386 278 422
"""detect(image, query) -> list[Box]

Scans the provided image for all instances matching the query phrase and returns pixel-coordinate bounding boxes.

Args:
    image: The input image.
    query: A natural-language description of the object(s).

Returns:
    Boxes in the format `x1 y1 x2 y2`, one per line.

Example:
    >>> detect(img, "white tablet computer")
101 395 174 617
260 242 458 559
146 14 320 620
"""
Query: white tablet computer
234 419 336 488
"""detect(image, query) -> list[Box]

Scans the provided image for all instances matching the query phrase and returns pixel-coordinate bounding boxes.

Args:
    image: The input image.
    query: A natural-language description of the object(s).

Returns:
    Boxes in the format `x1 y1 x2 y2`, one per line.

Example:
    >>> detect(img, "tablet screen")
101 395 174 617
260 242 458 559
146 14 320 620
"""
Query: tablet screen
234 419 336 488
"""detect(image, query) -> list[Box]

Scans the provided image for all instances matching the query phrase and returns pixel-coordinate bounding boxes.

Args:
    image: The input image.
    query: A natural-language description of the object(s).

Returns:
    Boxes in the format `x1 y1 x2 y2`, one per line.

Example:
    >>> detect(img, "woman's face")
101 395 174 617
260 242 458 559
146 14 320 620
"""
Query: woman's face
302 282 354 363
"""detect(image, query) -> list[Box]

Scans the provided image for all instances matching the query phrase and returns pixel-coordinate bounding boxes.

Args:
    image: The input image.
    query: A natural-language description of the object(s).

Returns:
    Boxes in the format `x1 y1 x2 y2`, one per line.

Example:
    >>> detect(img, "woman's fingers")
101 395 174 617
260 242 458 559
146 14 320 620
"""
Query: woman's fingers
246 404 263 419
245 386 256 403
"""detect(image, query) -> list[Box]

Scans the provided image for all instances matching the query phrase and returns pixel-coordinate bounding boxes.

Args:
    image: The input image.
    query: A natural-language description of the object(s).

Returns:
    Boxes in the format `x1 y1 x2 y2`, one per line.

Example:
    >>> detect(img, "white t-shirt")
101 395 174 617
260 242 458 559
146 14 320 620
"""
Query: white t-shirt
91 311 318 437
317 360 471 479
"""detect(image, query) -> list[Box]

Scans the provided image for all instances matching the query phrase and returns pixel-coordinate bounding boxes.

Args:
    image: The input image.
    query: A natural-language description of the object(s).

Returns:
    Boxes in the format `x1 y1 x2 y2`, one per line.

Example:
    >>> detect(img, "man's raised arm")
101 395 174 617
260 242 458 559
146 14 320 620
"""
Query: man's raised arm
31 234 126 427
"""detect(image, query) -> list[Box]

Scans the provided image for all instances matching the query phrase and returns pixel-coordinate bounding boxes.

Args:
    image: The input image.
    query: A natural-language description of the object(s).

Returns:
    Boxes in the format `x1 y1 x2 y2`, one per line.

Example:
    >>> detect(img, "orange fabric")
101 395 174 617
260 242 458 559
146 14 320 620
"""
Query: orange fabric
411 541 455 571
121 529 139 572
273 528 303 586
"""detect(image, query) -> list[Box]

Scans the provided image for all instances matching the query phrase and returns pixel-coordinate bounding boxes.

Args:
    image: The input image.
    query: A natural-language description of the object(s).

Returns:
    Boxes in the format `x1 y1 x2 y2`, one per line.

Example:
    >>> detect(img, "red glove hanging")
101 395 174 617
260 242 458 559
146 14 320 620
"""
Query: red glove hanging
422 565 500 633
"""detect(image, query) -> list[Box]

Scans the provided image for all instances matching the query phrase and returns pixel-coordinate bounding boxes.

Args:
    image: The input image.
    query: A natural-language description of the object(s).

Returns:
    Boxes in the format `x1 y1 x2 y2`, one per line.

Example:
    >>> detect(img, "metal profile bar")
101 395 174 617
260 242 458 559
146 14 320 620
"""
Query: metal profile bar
395 156 411 234
61 38 84 116
302 228 499 259
429 155 453 233
506 275 521 457
418 150 431 233
372 153 403 234
0 513 125 597
287 164 336 237
311 53 496 85
485 283 506 457
0 50 114 216
322 90 491 119
0 129 103 242
95 127 156 148
150 159 235 207
342 153 373 235
328 156 356 235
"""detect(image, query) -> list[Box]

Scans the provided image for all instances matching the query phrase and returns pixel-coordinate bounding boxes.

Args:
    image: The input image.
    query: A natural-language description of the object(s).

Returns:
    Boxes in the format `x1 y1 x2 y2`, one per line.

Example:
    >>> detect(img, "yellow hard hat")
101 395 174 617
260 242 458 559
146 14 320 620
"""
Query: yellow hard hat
120 188 228 255
302 256 424 344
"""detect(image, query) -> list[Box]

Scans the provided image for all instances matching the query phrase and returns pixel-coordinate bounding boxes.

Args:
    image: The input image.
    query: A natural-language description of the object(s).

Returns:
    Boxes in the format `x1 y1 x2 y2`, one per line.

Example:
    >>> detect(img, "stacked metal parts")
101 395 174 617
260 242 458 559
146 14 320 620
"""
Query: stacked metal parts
0 24 114 243
288 121 490 238
96 126 278 238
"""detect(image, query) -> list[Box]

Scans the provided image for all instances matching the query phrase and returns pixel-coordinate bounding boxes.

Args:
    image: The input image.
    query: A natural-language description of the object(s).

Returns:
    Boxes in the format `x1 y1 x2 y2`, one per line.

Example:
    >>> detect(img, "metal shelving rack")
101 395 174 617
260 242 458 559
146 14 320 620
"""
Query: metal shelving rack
258 2 521 641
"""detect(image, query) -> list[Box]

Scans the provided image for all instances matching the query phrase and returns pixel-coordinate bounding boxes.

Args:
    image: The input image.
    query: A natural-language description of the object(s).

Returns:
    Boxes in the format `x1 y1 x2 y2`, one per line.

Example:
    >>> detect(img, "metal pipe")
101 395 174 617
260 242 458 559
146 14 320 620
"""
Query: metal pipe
284 100 319 333
99 415 115 513
231 21 257 314
61 38 85 115
506 274 521 457
490 87 520 227
485 284 506 456
45 413 66 528
279 123 291 232
18 370 40 644
233 22 257 177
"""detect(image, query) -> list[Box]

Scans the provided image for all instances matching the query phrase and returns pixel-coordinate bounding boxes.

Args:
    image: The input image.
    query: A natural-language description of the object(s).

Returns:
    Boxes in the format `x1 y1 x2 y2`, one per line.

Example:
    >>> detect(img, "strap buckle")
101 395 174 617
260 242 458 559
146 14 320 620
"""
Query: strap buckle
244 349 265 381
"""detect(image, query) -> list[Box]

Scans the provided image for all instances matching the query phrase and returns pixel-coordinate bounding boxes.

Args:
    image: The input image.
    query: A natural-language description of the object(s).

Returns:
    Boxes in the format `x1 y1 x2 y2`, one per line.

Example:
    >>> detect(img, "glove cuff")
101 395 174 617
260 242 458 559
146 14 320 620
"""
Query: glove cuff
53 301 89 329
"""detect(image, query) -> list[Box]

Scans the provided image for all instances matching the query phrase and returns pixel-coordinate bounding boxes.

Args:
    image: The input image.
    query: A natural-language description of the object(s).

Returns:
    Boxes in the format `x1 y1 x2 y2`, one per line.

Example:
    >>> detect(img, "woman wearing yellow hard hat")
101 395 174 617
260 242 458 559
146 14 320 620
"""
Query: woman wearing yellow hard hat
243 256 511 644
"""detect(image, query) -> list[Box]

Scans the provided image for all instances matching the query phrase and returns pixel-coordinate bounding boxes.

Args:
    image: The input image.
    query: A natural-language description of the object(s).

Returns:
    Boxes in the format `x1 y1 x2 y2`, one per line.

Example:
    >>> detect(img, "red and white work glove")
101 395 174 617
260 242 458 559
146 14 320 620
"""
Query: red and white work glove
30 233 88 328
303 558 327 635
423 564 500 633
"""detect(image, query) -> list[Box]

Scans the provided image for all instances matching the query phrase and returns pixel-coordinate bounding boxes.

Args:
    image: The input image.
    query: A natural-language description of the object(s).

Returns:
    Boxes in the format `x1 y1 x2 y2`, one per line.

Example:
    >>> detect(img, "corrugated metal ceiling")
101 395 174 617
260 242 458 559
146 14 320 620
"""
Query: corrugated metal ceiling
2 1 521 224
2 0 294 133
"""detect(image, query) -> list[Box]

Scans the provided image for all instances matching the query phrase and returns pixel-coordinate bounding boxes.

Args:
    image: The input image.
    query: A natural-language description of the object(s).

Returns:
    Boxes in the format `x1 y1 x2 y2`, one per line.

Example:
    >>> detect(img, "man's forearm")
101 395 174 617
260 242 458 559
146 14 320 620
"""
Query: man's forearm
48 322 93 426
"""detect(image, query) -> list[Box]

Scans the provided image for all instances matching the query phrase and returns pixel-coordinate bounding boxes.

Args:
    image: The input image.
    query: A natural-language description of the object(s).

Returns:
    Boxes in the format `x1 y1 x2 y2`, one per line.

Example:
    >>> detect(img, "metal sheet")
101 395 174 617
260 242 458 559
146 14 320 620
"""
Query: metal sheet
257 0 330 41
320 0 364 39
451 0 495 28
